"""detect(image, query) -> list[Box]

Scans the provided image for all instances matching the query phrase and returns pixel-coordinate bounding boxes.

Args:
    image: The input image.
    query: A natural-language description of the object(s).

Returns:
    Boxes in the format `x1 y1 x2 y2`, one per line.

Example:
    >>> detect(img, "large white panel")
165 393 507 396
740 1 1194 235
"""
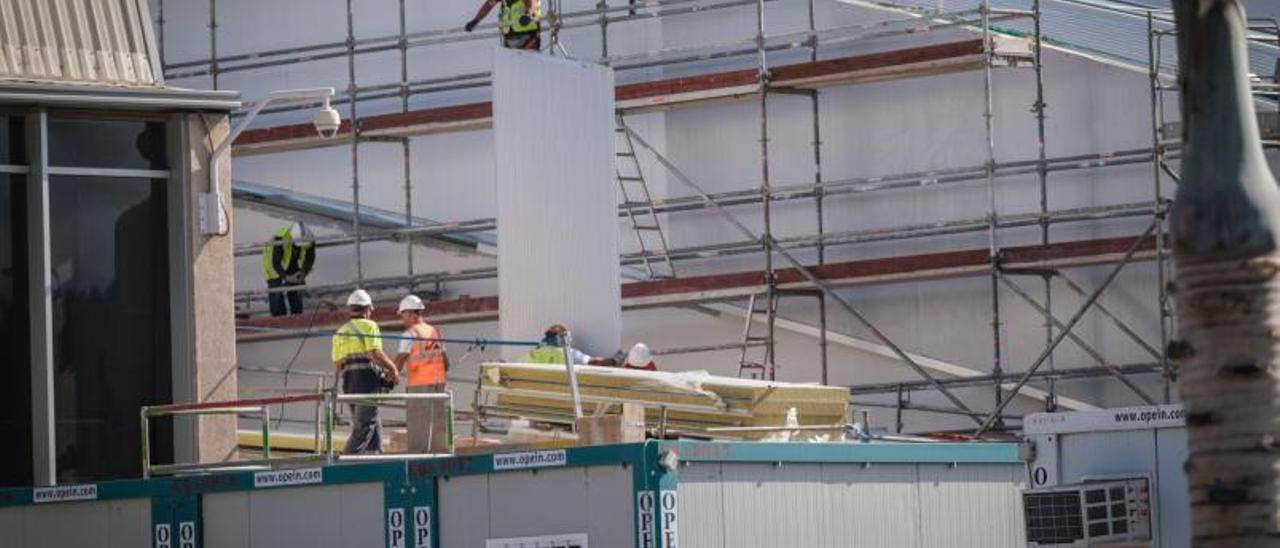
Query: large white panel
1155 428 1190 548
817 463 919 548
493 47 620 359
717 463 826 547
678 463 726 548
917 464 1025 548
0 498 150 548
439 474 492 547
487 467 590 539
203 483 383 548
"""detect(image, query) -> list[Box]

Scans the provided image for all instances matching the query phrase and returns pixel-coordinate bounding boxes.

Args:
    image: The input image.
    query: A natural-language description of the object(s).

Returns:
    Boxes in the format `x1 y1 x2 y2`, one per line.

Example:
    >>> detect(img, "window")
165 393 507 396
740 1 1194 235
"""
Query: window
44 116 173 482
0 171 31 487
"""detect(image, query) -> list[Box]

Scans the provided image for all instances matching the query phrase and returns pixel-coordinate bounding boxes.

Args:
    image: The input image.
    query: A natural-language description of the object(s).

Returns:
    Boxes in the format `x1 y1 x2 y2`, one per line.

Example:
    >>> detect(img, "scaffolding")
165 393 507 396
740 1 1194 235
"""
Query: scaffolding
157 0 1274 434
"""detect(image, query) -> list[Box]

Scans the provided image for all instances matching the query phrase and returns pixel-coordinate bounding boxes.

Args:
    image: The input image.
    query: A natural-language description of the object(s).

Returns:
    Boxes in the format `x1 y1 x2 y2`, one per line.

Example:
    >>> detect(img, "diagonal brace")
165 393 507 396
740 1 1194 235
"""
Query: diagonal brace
975 219 1158 435
624 124 984 424
1001 275 1157 404
1057 273 1163 361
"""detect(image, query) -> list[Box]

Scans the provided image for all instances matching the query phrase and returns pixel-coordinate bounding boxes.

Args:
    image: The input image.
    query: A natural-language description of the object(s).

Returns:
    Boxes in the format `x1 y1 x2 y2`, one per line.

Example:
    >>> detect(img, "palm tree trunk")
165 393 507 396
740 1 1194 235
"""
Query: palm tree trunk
1172 1 1280 545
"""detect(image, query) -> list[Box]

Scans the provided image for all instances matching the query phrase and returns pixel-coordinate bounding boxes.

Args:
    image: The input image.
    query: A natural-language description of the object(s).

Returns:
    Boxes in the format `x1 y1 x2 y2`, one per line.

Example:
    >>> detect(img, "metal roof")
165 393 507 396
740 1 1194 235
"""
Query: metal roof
0 0 163 87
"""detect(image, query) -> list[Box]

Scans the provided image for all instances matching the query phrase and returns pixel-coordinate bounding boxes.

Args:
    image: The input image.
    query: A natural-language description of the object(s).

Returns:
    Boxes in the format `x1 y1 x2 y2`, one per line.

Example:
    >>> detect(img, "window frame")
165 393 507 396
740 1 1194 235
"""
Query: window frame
18 108 194 485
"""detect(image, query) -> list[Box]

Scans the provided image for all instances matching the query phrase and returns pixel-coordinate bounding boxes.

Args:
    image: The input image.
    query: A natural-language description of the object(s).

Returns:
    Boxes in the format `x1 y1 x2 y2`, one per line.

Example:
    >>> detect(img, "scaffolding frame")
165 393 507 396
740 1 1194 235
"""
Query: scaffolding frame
163 0 1205 433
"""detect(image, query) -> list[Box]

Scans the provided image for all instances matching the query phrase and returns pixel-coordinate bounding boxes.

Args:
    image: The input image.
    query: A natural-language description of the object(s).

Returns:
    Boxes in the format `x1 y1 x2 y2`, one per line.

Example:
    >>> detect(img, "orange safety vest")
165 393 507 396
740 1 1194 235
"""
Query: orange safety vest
404 322 446 386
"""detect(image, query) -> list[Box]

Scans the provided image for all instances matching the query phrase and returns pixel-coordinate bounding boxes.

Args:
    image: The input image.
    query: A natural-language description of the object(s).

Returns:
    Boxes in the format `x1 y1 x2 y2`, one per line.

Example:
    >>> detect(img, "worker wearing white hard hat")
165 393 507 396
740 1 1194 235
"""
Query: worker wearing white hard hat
262 221 316 316
622 342 658 371
393 294 452 453
332 288 400 454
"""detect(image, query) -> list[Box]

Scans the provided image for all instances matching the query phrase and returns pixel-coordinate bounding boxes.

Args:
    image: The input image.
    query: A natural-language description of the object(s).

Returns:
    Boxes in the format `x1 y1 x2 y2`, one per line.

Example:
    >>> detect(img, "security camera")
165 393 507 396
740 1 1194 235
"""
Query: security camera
313 104 342 139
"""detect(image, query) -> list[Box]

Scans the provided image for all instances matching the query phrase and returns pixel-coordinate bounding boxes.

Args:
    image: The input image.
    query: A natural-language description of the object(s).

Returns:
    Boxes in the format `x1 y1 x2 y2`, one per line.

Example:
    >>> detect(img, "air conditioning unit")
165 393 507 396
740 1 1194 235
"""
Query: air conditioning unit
1023 478 1152 547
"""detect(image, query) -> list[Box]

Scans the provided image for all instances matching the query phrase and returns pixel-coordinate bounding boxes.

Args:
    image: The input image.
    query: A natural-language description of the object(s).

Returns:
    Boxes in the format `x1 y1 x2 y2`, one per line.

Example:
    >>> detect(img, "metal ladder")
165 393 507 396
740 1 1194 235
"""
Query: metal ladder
616 115 676 280
737 292 775 379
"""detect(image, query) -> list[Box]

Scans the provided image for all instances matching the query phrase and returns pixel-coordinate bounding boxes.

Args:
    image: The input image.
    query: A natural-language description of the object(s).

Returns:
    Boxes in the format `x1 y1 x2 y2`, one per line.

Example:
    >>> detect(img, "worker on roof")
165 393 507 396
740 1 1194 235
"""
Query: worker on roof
622 342 659 371
262 221 316 317
332 289 399 455
393 294 452 454
520 324 617 366
463 0 541 51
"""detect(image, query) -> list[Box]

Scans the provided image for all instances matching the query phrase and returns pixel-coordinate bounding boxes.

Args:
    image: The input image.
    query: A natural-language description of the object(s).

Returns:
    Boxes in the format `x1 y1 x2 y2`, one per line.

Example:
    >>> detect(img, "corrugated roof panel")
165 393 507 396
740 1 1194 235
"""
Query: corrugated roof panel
0 0 161 87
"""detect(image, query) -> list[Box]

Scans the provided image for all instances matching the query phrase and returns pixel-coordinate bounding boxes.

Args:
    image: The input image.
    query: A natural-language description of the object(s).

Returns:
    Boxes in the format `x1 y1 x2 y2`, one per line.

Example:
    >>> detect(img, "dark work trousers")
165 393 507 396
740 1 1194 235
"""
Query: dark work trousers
267 278 306 317
341 364 386 454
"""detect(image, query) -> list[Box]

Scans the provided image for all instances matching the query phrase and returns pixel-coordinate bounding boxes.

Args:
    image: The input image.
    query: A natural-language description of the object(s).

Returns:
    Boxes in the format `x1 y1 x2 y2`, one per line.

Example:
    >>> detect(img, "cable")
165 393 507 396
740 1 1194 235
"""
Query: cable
272 287 329 429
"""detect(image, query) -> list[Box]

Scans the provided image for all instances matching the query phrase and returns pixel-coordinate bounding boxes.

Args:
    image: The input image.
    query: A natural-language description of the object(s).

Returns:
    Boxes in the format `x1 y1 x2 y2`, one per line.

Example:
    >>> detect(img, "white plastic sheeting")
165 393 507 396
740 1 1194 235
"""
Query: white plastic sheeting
0 0 160 86
493 48 621 359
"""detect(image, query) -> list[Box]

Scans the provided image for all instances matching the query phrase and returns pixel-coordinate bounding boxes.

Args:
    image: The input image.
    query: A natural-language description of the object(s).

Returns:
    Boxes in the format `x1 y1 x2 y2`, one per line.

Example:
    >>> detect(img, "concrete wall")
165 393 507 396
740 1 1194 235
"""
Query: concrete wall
185 114 239 464
154 0 1201 434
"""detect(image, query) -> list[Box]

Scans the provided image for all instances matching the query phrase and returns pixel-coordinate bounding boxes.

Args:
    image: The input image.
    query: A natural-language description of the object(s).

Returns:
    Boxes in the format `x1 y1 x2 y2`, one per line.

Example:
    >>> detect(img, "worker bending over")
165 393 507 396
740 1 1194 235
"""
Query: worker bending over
393 295 452 454
520 324 617 366
332 289 400 454
262 221 315 317
464 0 541 50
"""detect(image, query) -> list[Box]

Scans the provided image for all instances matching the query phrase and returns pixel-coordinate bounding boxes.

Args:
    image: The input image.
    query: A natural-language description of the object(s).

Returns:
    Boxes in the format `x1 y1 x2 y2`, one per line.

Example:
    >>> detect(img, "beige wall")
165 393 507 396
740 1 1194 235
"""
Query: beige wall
187 114 238 463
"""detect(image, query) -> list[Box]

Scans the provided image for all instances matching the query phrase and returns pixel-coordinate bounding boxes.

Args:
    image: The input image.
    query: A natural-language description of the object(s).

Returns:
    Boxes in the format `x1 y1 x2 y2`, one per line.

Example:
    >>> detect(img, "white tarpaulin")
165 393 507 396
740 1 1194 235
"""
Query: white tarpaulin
493 48 620 360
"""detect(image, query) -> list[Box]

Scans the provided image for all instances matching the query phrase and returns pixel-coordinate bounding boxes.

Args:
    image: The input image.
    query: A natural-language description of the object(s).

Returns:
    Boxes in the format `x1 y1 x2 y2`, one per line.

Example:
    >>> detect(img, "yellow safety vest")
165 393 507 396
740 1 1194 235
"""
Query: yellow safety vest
332 319 383 364
500 0 539 34
521 344 566 364
262 227 293 281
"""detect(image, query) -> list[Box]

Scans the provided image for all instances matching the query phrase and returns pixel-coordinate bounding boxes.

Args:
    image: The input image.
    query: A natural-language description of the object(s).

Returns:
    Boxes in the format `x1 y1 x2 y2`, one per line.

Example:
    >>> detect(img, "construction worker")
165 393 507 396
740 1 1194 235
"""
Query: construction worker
463 0 541 51
519 324 617 366
332 289 399 454
262 221 316 317
393 294 452 454
621 342 658 371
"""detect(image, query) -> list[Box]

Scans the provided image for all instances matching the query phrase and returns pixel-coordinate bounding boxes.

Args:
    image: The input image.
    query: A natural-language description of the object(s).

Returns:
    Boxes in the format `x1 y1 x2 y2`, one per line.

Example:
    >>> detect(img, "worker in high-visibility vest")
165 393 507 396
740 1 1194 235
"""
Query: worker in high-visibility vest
332 289 400 454
463 0 542 51
519 324 617 366
261 221 315 317
392 294 452 454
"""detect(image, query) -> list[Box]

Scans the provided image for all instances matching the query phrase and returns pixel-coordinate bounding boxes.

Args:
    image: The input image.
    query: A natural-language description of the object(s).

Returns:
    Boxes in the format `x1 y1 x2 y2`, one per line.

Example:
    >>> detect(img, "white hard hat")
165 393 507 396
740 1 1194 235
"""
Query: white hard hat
398 294 426 313
346 289 373 307
290 221 313 241
625 342 653 368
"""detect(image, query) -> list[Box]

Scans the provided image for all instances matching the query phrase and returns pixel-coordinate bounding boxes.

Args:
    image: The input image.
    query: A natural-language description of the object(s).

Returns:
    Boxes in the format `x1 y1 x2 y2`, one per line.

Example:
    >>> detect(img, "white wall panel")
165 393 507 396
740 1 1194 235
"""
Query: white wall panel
493 48 620 358
202 483 384 548
917 464 1026 548
0 498 151 548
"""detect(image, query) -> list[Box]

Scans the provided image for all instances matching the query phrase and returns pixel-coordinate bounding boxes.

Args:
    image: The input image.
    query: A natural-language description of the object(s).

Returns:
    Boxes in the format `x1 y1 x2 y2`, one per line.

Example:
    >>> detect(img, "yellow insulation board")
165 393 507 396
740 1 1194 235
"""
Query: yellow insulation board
478 362 849 436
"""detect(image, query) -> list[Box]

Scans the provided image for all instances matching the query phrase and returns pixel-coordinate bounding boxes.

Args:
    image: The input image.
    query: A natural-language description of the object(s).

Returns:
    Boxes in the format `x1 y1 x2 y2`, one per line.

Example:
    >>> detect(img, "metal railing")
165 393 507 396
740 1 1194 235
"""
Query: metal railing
140 390 455 477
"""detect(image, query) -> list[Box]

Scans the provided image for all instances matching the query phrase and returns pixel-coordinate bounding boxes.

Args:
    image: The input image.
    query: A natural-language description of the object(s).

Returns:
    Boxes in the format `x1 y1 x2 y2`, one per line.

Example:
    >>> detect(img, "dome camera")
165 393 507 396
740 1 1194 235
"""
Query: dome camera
312 102 342 139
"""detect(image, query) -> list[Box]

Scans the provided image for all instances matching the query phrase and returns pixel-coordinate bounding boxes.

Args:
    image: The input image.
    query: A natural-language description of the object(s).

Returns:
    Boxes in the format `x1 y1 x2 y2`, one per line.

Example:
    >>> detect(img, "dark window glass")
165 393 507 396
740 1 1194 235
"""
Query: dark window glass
50 176 171 482
0 116 25 164
47 118 167 170
0 174 31 487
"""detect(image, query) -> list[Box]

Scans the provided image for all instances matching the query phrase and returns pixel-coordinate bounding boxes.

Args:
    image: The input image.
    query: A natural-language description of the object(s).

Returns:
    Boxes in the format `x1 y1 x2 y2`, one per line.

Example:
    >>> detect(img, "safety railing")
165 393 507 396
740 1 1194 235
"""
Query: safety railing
141 390 455 478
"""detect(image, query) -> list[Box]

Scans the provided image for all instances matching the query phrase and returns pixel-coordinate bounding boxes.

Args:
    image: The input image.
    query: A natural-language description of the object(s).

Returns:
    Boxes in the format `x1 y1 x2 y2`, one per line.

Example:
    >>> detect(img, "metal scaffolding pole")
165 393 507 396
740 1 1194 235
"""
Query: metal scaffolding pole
1031 0 1056 410
208 0 218 89
1147 12 1174 403
622 125 984 424
979 0 1004 424
756 0 777 379
399 0 415 291
347 0 364 285
807 0 828 386
975 219 1158 436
